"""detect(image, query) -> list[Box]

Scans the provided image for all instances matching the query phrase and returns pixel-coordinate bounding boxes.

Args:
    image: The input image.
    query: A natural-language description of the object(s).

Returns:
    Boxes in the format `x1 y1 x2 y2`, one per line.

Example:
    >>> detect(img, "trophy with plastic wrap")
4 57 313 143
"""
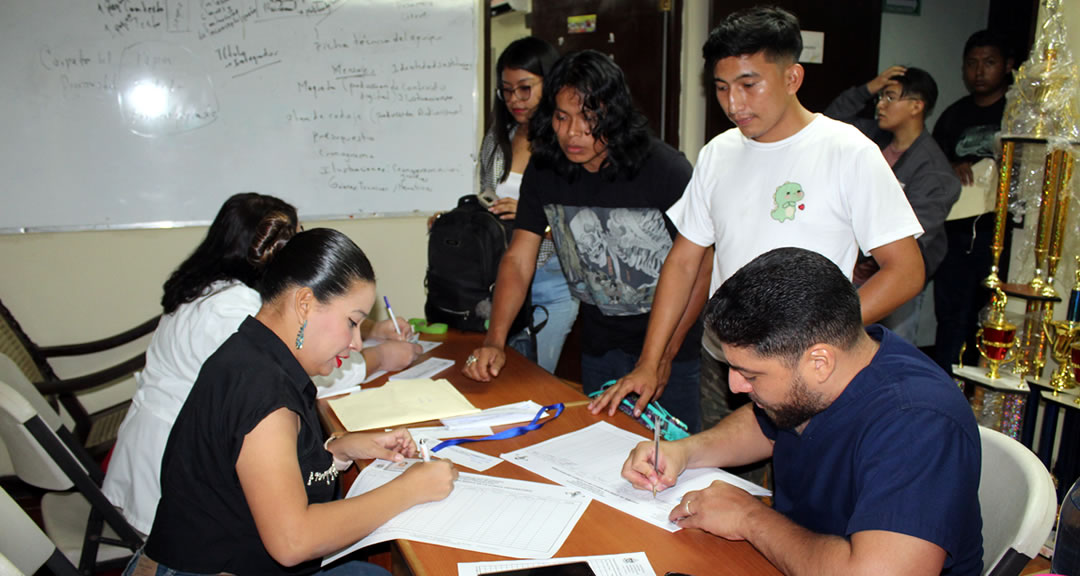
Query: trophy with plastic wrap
1045 258 1080 392
977 289 1019 379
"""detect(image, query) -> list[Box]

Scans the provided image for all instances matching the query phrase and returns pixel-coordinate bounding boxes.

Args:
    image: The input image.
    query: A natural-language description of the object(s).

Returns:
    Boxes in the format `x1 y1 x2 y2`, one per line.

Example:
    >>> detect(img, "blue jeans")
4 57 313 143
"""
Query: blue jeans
122 548 391 576
581 347 702 433
508 255 579 373
881 286 927 345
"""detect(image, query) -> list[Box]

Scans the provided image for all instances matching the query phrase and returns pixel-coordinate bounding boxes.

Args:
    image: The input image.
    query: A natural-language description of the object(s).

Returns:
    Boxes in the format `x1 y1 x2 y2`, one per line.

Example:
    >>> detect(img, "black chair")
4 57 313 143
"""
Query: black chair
0 298 158 457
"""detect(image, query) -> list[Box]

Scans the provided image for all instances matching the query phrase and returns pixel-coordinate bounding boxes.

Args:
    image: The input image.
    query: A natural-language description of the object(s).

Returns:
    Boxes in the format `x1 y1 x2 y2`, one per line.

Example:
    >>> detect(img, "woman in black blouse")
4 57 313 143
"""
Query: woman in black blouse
127 228 457 576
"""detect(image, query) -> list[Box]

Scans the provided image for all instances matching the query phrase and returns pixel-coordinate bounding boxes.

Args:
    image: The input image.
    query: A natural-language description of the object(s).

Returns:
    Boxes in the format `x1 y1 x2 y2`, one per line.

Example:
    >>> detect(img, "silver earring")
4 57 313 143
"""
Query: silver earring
295 320 307 350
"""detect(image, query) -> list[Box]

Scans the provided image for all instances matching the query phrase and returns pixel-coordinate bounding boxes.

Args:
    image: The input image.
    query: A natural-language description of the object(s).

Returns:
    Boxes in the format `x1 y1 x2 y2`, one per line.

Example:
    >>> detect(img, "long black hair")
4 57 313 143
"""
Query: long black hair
529 50 651 181
258 228 375 304
161 193 298 314
486 36 560 183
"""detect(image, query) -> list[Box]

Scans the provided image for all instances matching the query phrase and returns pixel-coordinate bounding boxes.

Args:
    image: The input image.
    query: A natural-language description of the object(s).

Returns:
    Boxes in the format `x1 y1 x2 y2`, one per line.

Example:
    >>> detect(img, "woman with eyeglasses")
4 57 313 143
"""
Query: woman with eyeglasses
480 36 579 374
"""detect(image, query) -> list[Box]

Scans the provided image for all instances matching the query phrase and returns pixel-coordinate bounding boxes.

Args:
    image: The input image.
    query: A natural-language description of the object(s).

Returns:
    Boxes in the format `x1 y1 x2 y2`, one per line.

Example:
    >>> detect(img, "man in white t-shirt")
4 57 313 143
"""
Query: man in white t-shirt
589 6 925 433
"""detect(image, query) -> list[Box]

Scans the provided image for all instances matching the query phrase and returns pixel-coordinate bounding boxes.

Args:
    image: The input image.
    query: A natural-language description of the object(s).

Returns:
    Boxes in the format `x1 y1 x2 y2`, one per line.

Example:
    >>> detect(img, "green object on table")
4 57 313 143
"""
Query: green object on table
409 318 448 334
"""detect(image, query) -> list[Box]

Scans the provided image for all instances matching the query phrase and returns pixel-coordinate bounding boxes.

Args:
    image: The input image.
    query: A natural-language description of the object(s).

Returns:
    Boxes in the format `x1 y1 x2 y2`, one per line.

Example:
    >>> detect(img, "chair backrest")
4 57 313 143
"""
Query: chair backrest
0 354 62 432
978 425 1057 576
0 485 63 576
0 299 53 385
0 379 73 491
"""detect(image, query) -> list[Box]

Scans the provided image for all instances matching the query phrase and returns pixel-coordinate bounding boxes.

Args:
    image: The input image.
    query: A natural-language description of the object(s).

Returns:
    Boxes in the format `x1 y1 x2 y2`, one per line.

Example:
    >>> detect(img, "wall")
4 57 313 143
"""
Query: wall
878 0 992 130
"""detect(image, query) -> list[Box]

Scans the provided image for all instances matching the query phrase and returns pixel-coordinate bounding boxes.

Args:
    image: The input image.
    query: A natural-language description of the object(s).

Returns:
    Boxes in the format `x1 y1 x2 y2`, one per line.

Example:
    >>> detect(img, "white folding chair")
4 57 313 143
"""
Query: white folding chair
978 425 1057 576
0 485 79 576
0 368 142 574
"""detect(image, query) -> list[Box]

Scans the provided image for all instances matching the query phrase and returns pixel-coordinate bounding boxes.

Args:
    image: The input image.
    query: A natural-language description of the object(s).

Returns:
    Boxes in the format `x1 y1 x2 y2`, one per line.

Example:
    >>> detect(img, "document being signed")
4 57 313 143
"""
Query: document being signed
323 460 591 566
501 421 770 532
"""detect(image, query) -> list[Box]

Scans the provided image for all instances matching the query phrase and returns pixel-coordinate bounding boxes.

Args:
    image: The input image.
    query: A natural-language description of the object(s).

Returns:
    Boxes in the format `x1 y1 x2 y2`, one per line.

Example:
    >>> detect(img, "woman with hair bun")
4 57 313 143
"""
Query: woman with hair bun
128 228 456 576
104 193 419 536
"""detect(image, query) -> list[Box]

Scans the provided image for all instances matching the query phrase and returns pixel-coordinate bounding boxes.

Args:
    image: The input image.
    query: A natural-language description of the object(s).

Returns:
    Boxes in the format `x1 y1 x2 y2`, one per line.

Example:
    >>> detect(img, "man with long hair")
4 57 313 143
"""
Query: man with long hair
462 50 712 433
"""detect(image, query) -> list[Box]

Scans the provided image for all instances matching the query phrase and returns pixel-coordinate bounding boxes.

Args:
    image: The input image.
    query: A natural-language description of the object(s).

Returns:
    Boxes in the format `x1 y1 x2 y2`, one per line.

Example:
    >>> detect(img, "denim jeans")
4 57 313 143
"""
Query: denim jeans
508 255 579 374
581 347 702 433
881 286 927 346
122 548 391 576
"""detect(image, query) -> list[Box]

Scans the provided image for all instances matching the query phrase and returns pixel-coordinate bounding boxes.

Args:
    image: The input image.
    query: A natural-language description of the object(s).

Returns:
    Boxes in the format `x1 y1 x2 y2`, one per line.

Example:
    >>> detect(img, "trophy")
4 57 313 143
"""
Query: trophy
977 288 1019 379
1044 257 1080 391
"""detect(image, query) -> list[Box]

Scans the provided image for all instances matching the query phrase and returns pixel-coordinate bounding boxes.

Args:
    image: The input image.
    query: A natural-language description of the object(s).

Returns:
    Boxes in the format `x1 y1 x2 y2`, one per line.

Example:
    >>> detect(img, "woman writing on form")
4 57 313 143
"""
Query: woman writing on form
126 229 457 575
104 193 420 536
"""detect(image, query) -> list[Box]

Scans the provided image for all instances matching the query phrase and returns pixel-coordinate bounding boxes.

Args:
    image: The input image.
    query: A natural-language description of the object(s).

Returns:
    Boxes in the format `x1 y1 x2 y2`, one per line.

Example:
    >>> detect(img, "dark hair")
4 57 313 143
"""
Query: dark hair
703 5 802 75
964 29 1011 61
891 67 939 117
705 247 863 366
161 193 298 314
487 37 560 184
258 228 375 304
528 50 651 181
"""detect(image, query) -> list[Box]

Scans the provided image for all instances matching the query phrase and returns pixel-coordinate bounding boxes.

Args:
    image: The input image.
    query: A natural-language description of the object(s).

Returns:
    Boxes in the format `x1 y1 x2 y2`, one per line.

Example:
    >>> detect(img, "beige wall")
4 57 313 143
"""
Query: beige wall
2 2 1076 472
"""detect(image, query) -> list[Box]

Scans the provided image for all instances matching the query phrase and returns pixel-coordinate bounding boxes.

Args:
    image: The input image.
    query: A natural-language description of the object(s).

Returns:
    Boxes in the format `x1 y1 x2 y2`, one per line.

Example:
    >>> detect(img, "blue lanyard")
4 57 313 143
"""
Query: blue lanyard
431 403 565 452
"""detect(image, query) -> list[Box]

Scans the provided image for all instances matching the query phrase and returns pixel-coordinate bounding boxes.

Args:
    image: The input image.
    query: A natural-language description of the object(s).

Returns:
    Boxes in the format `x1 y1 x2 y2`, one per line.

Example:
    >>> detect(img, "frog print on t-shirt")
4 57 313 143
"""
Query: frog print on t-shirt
770 181 805 223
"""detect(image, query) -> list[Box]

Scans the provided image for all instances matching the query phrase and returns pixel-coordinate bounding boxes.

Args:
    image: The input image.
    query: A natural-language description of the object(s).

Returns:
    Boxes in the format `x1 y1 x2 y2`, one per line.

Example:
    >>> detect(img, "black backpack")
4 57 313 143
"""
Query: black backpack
424 195 532 337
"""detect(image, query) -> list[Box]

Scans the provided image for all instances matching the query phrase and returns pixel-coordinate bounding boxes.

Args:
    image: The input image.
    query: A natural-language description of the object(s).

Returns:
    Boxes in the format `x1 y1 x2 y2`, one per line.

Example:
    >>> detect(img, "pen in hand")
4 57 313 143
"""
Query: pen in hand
652 414 661 498
384 296 403 336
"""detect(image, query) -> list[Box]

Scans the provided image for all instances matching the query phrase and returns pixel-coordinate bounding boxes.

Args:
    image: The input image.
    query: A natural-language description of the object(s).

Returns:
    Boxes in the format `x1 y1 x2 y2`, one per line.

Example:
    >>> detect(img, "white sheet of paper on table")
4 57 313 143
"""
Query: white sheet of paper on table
408 428 502 471
441 400 548 429
322 459 591 566
457 551 655 576
388 357 455 381
501 421 771 532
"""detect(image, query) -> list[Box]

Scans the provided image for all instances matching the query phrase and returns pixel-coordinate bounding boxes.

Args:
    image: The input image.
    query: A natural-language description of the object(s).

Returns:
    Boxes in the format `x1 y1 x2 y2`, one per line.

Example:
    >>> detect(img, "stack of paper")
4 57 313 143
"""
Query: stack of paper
441 400 549 429
328 378 480 431
323 459 591 565
501 421 770 532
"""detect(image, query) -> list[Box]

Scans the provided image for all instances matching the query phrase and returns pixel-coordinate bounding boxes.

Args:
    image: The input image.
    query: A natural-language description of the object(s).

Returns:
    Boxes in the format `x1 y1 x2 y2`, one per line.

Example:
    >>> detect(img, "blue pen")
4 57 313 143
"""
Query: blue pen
383 296 403 336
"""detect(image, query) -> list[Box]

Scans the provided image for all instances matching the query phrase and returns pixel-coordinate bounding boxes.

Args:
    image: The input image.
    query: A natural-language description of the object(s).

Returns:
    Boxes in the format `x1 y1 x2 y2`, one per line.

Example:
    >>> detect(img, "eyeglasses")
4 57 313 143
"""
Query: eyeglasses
496 81 541 102
876 92 919 105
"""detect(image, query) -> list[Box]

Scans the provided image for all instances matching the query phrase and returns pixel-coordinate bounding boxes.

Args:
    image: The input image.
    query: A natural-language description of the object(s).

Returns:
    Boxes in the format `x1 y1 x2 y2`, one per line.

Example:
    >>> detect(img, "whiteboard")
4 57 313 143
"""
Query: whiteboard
0 0 477 232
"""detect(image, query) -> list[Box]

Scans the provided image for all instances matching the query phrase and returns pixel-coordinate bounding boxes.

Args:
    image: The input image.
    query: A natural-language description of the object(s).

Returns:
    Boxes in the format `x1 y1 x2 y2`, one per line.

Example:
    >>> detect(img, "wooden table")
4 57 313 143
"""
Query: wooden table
318 330 781 576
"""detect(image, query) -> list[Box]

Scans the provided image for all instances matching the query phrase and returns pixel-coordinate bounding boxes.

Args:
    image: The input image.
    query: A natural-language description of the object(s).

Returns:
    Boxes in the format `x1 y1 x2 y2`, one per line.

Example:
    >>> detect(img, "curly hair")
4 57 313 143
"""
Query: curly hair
528 50 651 181
160 193 298 314
486 37 560 184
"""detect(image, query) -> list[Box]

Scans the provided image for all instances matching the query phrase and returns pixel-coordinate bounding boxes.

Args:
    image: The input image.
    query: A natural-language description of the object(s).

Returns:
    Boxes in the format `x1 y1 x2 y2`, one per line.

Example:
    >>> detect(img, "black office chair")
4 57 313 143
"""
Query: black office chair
0 297 158 458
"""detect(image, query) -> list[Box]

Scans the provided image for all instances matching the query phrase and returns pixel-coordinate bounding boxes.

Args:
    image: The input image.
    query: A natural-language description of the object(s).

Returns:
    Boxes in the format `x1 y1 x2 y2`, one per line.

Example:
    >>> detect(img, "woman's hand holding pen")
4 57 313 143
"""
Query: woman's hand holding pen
400 460 458 504
367 317 413 341
622 437 688 495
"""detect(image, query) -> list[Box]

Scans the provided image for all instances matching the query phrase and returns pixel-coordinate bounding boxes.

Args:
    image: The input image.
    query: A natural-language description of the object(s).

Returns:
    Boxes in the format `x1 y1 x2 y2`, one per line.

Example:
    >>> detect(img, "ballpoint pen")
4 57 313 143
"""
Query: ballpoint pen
419 438 431 462
383 296 403 336
652 413 661 498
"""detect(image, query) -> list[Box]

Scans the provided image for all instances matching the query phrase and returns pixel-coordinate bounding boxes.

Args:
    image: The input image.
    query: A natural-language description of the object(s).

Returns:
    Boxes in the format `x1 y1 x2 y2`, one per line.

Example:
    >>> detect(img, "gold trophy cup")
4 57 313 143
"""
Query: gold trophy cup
1071 341 1080 388
1044 317 1080 392
977 289 1019 379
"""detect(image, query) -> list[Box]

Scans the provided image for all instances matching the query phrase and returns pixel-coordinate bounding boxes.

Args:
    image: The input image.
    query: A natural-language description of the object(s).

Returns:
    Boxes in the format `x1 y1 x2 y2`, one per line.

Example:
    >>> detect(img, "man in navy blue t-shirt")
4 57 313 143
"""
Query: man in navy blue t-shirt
622 247 982 575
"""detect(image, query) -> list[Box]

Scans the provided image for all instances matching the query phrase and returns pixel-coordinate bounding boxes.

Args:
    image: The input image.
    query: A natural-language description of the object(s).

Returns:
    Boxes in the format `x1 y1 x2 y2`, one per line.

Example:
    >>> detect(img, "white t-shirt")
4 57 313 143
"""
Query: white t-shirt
103 280 260 534
668 114 923 294
494 171 523 201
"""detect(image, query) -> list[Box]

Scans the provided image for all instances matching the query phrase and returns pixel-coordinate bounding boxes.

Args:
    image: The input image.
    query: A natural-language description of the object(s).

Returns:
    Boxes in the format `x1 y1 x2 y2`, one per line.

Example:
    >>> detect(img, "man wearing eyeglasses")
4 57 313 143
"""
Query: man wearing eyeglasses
824 66 961 344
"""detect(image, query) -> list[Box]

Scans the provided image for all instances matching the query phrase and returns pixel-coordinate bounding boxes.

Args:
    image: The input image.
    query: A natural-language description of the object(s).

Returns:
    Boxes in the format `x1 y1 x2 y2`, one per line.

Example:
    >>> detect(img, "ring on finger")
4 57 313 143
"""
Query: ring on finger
465 354 477 366
684 498 694 517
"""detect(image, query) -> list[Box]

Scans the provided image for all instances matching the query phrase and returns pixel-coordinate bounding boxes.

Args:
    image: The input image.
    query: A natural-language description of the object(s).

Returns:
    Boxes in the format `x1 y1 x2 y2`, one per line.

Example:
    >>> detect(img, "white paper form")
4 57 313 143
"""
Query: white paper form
458 552 654 576
442 400 549 429
315 355 368 399
408 428 503 472
323 460 591 566
389 357 455 381
501 421 770 532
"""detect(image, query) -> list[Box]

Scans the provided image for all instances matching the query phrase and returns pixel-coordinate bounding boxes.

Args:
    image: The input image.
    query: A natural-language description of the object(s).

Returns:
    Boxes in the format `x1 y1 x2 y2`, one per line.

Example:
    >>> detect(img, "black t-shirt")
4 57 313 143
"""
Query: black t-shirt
146 316 333 575
517 138 700 359
932 94 1006 164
